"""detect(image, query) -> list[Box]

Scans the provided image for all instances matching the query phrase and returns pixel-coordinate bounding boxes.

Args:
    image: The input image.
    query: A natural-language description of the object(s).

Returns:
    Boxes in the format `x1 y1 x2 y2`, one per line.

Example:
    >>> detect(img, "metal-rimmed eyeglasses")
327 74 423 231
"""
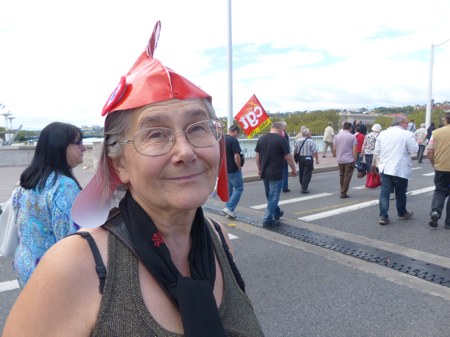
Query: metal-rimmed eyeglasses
118 119 223 156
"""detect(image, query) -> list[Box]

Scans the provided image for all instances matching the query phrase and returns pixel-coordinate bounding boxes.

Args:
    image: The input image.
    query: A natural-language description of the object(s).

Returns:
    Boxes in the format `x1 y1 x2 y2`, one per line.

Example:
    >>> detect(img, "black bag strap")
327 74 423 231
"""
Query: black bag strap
206 217 246 293
296 138 307 156
70 231 107 294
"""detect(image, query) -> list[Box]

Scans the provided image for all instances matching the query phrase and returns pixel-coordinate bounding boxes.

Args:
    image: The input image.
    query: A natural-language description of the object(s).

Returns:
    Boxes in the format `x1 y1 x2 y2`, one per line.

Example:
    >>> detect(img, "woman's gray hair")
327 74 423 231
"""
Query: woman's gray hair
392 116 406 126
95 98 217 201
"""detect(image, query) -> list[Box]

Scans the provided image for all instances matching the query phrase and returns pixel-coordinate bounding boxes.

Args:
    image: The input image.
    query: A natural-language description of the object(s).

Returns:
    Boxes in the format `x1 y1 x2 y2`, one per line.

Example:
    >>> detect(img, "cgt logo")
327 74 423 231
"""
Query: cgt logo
235 94 270 138
239 106 265 129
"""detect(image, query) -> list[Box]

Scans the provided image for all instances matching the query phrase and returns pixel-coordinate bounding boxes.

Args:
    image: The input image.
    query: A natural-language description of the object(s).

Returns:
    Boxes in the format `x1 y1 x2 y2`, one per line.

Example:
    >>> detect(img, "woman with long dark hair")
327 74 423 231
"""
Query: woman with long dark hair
12 121 85 287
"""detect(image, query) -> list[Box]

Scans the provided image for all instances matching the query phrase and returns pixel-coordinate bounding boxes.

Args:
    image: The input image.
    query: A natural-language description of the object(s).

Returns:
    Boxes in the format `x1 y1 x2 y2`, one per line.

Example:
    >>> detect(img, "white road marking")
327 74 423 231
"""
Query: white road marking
299 186 435 222
299 200 380 221
251 193 332 210
0 279 19 293
422 172 435 176
228 233 238 240
407 186 435 195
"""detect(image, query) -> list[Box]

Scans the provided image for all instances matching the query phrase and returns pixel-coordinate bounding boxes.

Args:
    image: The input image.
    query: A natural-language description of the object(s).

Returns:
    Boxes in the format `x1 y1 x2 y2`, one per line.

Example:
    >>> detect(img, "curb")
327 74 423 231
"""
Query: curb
243 165 340 183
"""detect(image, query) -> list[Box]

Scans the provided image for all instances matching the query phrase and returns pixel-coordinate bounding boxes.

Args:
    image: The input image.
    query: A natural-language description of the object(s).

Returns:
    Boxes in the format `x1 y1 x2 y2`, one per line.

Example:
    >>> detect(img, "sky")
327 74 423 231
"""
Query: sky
1 0 450 130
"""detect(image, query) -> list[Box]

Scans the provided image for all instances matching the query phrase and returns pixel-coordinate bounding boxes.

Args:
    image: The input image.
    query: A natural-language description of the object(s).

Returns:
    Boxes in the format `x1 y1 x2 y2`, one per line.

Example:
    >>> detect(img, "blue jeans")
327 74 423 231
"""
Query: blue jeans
282 161 289 190
379 173 408 218
226 170 244 211
263 179 282 223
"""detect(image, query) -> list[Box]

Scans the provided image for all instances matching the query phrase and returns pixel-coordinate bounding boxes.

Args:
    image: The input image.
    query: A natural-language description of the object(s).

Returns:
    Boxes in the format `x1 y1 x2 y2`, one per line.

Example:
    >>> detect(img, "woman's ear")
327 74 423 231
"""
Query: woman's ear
111 156 130 184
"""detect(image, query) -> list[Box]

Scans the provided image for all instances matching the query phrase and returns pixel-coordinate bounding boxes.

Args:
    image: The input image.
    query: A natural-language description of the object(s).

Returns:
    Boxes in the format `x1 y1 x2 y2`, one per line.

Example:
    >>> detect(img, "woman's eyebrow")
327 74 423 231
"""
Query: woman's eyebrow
138 108 209 128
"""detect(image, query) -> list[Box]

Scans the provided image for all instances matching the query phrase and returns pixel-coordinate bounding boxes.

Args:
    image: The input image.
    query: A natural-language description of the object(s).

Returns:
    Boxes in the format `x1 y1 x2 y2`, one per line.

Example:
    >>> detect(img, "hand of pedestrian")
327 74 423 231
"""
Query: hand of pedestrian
291 170 297 177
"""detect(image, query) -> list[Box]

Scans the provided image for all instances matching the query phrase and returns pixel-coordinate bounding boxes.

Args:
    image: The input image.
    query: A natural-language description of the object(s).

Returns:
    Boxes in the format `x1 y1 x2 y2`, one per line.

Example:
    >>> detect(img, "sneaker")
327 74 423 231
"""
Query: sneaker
262 219 280 227
445 223 450 230
274 210 284 221
340 194 349 199
429 211 440 228
379 216 390 225
301 190 309 194
283 189 291 193
222 207 236 219
398 211 413 220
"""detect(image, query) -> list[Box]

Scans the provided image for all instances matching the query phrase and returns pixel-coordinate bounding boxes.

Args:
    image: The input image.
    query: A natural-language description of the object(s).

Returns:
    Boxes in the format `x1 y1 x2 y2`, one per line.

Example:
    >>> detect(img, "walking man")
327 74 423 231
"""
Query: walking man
374 116 418 225
255 122 297 227
333 122 357 198
294 128 319 193
280 120 291 192
414 123 428 163
427 112 450 228
322 121 335 157
222 125 244 219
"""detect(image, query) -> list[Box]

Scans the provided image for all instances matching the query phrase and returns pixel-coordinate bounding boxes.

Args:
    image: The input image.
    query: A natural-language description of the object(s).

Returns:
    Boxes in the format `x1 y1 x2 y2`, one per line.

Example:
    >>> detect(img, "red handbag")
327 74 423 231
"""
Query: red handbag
366 171 381 188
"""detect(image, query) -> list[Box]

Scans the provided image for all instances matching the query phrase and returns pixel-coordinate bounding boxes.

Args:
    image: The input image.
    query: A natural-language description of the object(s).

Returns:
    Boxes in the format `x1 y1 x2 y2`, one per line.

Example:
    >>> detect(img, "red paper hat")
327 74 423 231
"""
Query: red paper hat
101 21 211 116
72 21 228 228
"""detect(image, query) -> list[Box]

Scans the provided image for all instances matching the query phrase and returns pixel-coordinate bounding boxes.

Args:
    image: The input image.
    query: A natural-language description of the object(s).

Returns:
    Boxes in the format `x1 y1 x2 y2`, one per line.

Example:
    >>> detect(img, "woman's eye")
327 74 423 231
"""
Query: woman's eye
141 129 170 141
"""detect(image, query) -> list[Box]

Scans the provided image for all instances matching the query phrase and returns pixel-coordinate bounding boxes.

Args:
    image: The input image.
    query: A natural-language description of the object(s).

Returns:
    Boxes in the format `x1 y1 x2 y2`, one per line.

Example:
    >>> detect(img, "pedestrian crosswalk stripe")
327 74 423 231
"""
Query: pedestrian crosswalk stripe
299 200 380 221
251 193 332 210
0 279 19 293
298 186 435 222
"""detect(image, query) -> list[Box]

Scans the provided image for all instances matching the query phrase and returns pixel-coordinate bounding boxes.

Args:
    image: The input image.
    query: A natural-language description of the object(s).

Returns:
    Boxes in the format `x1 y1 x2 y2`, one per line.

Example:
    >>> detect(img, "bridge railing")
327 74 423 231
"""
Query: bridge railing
239 136 324 158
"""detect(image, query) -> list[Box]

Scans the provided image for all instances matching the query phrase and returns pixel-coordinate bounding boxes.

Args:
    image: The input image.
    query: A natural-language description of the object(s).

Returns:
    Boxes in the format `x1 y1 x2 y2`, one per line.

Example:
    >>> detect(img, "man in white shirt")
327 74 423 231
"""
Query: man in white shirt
374 116 418 225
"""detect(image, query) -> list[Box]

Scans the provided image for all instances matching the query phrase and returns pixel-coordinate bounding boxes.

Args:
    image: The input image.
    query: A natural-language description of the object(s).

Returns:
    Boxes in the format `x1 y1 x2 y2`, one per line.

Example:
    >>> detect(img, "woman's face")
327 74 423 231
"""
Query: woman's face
66 136 85 168
114 99 221 214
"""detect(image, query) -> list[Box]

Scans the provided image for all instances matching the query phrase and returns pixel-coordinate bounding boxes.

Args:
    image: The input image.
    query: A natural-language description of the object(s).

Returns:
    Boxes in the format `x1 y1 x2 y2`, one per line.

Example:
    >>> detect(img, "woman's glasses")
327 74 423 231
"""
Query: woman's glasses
119 120 223 156
72 139 84 148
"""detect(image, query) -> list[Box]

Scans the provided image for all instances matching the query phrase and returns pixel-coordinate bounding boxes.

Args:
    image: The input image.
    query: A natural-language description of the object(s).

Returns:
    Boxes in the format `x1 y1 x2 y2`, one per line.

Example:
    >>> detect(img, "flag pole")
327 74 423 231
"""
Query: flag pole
226 0 233 130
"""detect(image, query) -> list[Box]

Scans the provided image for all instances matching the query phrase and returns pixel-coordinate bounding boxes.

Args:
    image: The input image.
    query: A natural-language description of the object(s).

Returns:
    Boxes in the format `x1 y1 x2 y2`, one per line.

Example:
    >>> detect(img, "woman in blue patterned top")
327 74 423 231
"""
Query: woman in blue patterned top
12 122 85 287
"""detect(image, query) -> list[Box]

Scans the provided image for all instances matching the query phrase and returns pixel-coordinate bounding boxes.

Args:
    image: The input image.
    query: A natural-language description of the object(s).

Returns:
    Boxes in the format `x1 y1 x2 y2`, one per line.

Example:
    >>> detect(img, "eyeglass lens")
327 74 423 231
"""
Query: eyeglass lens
133 120 222 156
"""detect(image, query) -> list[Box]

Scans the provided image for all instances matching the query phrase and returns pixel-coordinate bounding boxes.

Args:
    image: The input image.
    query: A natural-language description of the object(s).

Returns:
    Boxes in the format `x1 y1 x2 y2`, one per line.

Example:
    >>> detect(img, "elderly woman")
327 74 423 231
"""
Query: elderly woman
361 124 382 173
3 22 264 337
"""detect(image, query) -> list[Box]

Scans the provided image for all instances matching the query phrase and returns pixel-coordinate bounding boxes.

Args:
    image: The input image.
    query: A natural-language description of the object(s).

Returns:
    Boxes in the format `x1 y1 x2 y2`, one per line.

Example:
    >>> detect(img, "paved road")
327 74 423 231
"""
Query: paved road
2 157 450 336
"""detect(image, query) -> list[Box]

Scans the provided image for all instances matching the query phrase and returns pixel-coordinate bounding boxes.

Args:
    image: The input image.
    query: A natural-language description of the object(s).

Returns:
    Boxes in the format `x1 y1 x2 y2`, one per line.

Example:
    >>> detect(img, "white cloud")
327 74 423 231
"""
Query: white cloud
0 0 450 130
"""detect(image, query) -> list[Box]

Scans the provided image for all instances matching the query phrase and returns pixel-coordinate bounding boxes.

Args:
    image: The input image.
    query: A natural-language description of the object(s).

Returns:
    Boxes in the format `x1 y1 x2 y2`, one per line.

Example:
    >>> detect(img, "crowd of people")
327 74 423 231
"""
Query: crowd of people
224 115 449 231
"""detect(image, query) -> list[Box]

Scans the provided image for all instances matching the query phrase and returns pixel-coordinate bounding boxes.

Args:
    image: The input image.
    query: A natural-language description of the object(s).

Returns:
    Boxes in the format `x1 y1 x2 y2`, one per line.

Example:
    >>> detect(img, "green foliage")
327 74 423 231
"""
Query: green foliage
271 110 341 135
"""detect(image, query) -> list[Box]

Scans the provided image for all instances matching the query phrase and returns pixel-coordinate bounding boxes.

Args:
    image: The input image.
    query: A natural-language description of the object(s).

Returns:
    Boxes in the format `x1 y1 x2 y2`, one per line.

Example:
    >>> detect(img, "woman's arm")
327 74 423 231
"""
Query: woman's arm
3 231 105 337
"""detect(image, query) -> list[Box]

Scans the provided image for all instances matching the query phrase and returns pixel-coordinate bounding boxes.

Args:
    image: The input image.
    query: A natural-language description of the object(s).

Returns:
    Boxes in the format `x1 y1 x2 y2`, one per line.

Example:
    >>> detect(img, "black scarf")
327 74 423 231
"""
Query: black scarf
119 192 226 337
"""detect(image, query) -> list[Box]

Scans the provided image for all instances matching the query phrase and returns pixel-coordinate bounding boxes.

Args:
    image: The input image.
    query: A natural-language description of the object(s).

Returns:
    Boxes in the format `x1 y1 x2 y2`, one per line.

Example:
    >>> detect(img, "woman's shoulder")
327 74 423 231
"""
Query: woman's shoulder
4 229 107 335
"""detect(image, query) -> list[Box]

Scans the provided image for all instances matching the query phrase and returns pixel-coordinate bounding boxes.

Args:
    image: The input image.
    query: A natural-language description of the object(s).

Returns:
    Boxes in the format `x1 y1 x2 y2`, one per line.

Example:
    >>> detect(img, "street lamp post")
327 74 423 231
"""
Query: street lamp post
425 39 450 128
226 0 233 130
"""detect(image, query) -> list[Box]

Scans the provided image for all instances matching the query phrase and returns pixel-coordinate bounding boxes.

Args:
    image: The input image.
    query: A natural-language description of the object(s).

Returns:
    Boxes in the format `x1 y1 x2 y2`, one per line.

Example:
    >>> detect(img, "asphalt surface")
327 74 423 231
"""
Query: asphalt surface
2 154 450 336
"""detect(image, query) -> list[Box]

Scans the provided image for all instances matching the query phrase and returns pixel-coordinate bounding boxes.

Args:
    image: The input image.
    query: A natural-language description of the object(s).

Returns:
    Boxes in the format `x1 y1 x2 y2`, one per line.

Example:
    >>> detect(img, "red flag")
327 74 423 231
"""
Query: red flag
234 94 271 138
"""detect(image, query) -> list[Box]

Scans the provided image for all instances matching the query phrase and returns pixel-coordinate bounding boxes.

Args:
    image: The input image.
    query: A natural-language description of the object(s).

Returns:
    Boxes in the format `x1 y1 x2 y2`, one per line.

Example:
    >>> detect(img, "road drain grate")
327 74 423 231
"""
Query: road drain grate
204 205 450 288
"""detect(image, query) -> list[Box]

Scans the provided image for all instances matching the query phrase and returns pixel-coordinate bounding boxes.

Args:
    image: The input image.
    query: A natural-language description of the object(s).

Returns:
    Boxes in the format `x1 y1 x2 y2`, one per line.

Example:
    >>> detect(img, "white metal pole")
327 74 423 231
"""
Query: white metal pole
226 0 233 130
425 44 434 128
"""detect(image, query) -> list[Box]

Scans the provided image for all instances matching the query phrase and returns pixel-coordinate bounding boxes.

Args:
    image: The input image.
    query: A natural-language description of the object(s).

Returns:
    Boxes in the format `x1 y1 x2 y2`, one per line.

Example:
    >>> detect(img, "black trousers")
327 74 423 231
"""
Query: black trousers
431 170 450 223
298 159 314 191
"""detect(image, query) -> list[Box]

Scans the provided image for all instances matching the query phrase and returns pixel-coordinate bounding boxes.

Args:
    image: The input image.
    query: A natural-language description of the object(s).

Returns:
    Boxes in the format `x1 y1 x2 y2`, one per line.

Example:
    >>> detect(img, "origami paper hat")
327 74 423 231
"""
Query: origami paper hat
72 21 228 228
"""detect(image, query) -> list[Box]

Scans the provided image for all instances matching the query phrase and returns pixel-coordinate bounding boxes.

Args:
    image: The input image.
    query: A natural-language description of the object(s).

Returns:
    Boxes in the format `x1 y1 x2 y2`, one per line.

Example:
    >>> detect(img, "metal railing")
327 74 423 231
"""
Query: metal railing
239 136 324 158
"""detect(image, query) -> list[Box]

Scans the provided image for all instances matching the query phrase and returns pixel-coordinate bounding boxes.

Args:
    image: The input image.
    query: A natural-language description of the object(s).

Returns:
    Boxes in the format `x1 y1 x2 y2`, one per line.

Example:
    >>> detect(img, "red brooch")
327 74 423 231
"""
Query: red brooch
152 232 165 247
101 76 127 116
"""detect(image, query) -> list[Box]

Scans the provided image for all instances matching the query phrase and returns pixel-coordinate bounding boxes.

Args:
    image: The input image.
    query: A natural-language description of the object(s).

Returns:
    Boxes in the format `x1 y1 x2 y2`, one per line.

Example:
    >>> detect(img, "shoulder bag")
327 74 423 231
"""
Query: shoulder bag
294 139 307 164
0 185 20 257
